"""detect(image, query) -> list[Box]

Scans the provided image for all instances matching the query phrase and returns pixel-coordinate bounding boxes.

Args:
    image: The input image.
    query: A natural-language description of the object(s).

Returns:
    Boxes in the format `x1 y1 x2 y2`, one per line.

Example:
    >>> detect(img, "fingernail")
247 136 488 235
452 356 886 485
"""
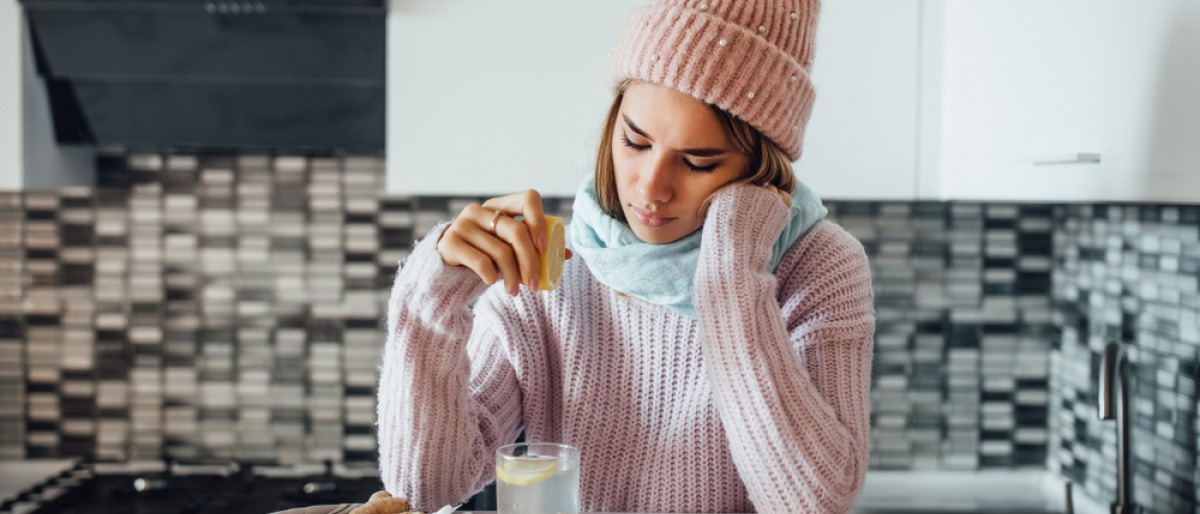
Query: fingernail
528 275 539 290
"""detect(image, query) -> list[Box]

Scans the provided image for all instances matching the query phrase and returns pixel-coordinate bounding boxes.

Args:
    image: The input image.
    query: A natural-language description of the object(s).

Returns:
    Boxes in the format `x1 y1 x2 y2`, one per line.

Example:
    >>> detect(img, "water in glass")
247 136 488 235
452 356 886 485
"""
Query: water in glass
496 443 579 514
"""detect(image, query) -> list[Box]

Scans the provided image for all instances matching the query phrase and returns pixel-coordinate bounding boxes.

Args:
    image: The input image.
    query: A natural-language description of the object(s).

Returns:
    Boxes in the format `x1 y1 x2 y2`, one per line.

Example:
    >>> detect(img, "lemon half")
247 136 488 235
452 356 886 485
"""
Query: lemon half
538 215 566 291
496 456 559 486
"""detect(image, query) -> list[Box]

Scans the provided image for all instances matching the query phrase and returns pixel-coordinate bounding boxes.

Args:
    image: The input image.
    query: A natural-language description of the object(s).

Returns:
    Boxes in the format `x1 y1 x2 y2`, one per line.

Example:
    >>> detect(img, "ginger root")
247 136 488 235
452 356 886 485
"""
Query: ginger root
347 491 412 514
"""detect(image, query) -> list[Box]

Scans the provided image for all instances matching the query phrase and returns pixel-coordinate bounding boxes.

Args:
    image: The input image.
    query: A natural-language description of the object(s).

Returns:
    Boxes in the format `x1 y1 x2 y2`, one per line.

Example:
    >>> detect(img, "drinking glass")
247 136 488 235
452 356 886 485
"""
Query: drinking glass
495 442 580 514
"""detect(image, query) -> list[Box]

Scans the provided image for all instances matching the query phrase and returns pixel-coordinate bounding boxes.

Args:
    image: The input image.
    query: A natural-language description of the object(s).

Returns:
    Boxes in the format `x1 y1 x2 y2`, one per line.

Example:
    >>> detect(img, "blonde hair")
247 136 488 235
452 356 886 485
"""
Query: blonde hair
594 80 796 222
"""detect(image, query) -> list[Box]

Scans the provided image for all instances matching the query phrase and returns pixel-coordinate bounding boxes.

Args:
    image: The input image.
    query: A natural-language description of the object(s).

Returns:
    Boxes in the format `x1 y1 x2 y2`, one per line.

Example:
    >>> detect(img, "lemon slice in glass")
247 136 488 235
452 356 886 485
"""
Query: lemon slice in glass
538 215 566 291
496 456 559 486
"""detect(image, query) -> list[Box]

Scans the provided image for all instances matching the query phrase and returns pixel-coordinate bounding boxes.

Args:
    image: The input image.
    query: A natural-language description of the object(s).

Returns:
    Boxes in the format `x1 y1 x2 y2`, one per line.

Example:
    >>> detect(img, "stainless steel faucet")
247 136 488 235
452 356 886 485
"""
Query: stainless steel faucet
1097 341 1134 514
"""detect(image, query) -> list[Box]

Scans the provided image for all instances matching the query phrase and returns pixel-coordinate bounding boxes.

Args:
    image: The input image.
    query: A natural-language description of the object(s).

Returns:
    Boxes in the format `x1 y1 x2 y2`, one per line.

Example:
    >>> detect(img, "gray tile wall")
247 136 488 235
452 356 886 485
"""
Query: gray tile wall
1 154 1197 513
836 202 1056 471
1049 205 1199 513
0 192 23 460
5 154 404 464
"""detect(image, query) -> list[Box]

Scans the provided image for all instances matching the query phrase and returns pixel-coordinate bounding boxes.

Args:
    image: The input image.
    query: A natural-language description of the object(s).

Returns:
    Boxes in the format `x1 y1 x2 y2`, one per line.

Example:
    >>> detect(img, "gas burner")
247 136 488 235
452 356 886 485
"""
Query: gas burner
302 481 338 496
132 477 169 494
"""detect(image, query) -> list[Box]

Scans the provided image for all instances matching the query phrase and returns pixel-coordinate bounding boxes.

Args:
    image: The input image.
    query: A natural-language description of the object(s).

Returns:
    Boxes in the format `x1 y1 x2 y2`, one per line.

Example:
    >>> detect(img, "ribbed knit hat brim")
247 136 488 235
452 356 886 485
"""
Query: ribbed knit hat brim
610 1 818 161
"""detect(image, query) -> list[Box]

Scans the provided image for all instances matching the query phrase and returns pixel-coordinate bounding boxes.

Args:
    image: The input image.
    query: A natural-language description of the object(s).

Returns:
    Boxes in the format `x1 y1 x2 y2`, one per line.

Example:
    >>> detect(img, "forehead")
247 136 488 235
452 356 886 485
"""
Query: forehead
619 83 728 143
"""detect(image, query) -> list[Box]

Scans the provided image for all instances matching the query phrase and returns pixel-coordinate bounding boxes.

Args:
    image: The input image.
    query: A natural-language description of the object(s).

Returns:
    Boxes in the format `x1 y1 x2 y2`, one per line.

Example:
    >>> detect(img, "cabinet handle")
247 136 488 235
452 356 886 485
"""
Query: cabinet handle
1033 152 1101 166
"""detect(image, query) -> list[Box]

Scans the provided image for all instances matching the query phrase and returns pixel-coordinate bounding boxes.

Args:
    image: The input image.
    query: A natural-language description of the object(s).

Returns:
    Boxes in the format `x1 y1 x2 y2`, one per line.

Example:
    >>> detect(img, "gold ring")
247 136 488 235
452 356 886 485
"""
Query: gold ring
488 210 504 235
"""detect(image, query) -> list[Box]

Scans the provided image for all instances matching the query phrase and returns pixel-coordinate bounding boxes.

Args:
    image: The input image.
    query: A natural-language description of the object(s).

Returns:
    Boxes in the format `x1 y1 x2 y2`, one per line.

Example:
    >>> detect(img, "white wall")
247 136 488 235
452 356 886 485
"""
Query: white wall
0 2 94 191
796 0 919 200
1139 1 1200 201
1 0 22 190
386 0 644 197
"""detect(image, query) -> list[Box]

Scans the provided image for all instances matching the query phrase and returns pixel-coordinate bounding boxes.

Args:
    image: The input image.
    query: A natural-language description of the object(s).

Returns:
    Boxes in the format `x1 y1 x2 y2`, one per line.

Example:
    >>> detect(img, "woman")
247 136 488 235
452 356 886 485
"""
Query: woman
378 0 875 512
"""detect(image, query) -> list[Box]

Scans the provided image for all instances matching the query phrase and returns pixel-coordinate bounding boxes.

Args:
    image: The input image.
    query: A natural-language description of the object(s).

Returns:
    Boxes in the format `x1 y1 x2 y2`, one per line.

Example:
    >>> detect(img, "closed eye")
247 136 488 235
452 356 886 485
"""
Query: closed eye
623 133 720 172
621 133 650 152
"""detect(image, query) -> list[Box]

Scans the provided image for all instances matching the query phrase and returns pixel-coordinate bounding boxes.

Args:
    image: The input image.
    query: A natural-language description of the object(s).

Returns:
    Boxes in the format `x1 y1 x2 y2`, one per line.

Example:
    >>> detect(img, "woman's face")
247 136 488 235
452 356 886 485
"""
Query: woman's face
612 83 749 244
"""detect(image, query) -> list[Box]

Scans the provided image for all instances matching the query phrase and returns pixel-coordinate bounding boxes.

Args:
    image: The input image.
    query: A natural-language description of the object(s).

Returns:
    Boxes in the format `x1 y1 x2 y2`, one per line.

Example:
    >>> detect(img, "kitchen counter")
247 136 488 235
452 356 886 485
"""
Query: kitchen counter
1 462 1115 514
0 459 76 503
459 470 1107 514
850 470 1108 514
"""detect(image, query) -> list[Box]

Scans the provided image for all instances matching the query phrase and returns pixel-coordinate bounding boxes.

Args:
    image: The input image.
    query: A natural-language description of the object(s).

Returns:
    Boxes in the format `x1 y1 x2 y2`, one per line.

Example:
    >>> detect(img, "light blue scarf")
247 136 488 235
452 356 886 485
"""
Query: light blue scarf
569 176 827 318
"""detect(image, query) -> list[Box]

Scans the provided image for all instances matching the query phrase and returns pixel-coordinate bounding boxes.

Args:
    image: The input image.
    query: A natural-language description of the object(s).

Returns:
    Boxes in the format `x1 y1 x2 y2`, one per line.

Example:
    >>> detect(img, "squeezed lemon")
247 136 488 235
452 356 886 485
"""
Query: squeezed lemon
495 455 559 486
538 215 566 291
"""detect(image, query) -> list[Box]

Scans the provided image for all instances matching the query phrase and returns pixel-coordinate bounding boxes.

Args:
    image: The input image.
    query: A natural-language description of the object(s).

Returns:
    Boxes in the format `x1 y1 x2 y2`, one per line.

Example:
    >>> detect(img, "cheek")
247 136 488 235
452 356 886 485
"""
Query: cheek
611 149 636 189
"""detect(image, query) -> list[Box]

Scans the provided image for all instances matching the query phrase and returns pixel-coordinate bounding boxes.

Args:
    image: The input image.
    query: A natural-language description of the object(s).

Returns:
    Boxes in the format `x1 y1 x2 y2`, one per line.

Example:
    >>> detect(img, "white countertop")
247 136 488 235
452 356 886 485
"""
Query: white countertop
851 470 1108 514
0 459 76 502
462 470 1107 514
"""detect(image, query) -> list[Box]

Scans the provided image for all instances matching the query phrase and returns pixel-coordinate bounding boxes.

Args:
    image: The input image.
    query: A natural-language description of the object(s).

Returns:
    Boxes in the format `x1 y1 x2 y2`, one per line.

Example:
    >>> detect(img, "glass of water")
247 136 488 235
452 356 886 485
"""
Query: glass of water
495 442 580 514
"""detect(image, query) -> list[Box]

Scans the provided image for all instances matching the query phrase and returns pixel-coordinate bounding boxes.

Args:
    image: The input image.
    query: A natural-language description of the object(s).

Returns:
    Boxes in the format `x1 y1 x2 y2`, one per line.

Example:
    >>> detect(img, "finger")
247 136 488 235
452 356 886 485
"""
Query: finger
451 238 501 286
438 203 499 267
484 190 547 254
492 214 541 291
437 223 472 268
462 227 522 296
462 203 502 236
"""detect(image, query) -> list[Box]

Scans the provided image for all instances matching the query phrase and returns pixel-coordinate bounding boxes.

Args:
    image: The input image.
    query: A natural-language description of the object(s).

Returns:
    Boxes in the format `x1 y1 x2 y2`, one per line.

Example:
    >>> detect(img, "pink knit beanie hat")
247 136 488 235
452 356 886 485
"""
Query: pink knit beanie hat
610 0 820 161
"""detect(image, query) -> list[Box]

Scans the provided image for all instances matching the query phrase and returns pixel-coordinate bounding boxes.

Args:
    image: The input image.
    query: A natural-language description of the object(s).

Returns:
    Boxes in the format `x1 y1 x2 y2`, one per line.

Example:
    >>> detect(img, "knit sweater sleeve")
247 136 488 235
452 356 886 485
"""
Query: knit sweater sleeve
376 223 525 509
693 185 875 513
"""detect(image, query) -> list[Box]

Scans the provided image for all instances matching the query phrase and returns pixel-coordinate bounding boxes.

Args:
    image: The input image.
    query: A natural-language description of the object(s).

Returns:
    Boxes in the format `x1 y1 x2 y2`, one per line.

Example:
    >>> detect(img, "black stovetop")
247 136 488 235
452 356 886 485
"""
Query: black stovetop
4 461 388 514
2 460 497 514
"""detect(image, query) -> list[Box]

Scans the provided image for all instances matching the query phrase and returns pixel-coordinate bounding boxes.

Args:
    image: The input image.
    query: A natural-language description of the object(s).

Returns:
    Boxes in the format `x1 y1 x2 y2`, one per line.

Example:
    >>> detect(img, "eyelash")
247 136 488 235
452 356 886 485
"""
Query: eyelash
621 134 719 173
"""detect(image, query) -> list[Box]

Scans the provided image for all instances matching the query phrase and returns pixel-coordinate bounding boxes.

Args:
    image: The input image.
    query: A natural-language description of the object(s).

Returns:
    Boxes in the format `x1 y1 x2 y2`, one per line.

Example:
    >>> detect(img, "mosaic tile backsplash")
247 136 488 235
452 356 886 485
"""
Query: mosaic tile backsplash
1049 205 1200 513
0 154 1197 513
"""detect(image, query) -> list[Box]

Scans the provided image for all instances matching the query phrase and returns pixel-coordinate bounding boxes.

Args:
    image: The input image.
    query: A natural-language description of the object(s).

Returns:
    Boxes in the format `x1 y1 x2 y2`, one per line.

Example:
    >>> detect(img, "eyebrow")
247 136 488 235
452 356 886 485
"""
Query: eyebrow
622 115 728 157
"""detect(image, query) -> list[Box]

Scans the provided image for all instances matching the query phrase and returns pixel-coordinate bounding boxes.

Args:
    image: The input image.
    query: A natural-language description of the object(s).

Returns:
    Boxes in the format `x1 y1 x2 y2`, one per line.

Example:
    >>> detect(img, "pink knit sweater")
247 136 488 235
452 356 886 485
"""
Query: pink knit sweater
378 186 875 513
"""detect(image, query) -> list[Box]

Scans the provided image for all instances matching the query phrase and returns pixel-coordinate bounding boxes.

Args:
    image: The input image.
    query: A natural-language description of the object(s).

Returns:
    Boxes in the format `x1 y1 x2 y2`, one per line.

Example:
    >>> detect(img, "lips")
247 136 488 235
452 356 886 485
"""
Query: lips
630 206 676 228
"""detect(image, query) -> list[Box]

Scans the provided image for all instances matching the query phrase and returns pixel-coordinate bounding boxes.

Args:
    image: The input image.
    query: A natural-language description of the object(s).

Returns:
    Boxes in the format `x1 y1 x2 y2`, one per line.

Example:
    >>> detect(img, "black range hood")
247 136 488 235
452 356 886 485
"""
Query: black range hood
23 0 385 153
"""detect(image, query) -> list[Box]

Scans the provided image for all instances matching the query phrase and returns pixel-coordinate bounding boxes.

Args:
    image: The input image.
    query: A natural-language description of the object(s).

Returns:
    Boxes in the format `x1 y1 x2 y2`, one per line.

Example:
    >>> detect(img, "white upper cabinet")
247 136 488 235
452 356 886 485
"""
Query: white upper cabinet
387 0 921 199
386 0 644 197
920 0 1200 202
386 1 1200 202
796 0 920 201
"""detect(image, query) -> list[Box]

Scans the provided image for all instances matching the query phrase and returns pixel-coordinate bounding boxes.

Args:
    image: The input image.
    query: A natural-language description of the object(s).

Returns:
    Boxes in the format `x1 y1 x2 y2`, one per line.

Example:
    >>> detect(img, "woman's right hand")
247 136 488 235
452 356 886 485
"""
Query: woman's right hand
436 189 551 296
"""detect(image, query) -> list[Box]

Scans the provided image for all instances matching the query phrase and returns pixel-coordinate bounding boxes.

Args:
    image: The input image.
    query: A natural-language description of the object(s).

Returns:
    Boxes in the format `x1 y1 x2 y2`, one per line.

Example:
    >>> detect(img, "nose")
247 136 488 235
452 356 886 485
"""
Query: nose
637 152 674 204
